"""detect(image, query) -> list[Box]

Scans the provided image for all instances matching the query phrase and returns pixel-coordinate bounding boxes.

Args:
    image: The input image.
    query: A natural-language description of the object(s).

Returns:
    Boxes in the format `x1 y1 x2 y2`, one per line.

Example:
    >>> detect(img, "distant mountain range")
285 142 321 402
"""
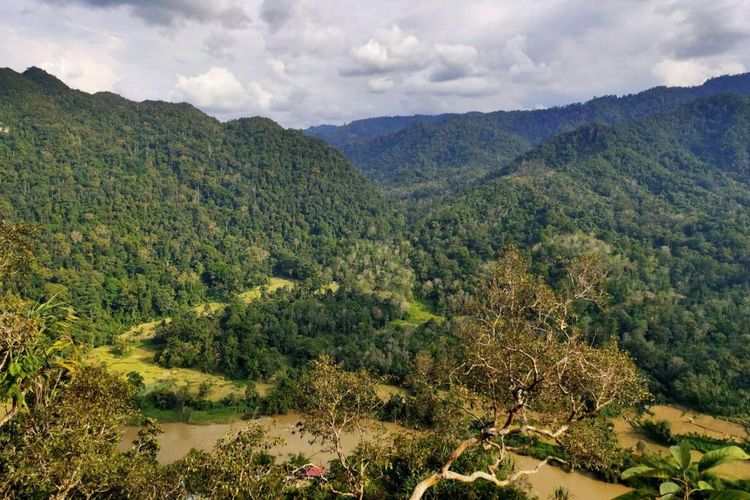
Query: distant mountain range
306 73 750 199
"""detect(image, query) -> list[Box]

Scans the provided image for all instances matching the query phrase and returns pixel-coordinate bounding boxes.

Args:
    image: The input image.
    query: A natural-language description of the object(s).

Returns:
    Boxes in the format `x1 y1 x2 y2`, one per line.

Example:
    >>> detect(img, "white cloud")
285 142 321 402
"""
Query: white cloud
502 34 557 83
173 67 247 110
41 57 119 92
367 76 394 93
5 0 750 127
345 25 431 75
246 81 273 110
0 24 123 93
652 57 746 86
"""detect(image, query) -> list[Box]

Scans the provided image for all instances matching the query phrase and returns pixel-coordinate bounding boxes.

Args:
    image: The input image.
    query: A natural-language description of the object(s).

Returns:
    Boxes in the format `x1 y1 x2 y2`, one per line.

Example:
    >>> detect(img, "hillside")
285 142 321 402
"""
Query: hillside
411 94 750 414
0 67 399 339
307 73 750 199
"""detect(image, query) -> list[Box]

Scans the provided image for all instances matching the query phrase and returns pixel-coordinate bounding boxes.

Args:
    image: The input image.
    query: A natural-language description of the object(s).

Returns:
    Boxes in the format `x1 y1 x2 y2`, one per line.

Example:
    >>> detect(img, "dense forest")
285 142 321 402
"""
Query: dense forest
409 95 750 414
0 67 400 340
4 223 749 498
3 66 750 420
307 73 750 200
152 285 443 381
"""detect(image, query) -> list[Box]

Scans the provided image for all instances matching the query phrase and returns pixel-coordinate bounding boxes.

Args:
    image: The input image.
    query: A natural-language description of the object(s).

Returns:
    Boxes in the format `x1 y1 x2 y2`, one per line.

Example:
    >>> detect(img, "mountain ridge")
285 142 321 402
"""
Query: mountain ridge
306 72 750 199
0 66 398 338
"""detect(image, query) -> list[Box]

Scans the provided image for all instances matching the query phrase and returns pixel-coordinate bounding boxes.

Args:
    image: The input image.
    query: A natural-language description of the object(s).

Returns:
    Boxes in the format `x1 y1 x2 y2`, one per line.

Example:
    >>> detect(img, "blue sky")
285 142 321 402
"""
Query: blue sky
1 0 749 127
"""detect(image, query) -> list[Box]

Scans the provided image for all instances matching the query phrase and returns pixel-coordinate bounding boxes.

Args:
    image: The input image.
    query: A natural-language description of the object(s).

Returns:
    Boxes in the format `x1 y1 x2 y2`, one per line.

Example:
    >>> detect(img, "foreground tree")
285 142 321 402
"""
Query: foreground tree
618 442 750 499
409 247 648 499
1 366 137 497
1 221 79 428
176 423 286 499
297 355 388 499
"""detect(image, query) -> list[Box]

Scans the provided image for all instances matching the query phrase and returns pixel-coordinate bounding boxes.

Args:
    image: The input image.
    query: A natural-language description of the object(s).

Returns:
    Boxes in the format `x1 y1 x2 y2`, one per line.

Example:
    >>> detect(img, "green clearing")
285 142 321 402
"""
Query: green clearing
89 278 440 421
390 298 444 327
89 340 247 402
88 278 295 401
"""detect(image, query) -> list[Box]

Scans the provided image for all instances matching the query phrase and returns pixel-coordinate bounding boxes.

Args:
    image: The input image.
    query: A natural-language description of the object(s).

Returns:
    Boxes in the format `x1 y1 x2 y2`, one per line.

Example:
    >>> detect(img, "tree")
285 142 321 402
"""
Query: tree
1 221 80 428
297 355 388 499
618 442 750 499
409 247 648 499
0 365 137 498
0 220 36 287
176 423 285 499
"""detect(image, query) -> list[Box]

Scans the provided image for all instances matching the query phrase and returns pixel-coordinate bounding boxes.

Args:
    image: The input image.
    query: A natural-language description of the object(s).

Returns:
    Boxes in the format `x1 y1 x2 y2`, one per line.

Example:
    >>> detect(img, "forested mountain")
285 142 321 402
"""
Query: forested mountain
3 66 750 416
307 73 750 199
410 94 750 414
0 67 399 339
305 114 449 149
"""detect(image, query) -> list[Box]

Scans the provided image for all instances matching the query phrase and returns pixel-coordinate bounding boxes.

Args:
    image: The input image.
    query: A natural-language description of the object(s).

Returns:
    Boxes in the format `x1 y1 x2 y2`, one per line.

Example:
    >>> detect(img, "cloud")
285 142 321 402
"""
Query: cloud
9 0 750 127
652 56 746 86
0 23 123 93
41 57 119 92
173 67 248 110
367 76 394 93
260 0 299 32
203 31 236 60
428 44 483 82
343 25 431 76
170 65 307 115
38 0 250 29
657 0 750 59
502 34 557 83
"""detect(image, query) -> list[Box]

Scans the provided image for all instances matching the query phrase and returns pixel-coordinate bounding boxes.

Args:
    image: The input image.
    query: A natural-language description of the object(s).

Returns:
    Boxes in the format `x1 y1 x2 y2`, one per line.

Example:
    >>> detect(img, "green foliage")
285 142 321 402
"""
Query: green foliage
632 419 678 446
619 443 750 499
0 67 399 341
308 73 750 200
152 284 440 381
410 95 750 415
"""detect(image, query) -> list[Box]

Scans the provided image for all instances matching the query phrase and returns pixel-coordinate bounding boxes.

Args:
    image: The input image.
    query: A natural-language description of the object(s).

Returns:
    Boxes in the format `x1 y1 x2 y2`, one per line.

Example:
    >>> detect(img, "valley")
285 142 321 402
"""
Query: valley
2 63 750 498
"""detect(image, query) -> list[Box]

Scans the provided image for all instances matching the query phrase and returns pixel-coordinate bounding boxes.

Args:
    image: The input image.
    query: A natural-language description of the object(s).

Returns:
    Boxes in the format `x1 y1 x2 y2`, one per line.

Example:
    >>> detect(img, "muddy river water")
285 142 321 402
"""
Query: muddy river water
120 405 748 498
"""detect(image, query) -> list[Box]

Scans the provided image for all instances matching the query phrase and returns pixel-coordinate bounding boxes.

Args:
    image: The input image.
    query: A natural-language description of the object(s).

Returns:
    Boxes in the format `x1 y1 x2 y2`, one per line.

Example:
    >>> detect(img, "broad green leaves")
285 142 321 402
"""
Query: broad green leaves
621 443 750 499
698 446 750 472
670 442 692 470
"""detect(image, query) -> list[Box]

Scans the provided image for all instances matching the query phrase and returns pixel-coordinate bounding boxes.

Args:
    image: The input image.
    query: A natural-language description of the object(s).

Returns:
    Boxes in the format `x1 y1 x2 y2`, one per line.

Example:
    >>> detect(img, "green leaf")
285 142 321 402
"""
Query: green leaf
621 465 655 480
698 446 750 472
670 442 691 470
621 465 671 480
660 482 681 495
613 491 654 500
710 491 750 500
697 481 715 491
8 362 19 377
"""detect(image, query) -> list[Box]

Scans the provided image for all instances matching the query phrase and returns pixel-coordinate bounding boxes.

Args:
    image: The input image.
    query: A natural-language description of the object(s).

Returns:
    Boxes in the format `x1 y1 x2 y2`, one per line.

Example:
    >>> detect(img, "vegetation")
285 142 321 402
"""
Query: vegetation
152 284 445 381
409 95 750 415
0 67 399 342
404 248 647 498
307 73 750 200
618 442 750 499
5 62 750 497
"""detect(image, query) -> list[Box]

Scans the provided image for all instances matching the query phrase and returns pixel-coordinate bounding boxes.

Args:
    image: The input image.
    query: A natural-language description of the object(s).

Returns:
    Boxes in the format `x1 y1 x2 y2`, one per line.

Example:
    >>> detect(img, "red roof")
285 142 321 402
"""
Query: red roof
303 465 326 478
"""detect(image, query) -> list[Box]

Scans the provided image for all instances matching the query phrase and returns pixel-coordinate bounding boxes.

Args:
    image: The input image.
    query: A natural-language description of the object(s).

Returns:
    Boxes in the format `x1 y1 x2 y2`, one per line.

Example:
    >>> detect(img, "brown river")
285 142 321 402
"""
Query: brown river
120 412 636 498
120 405 748 498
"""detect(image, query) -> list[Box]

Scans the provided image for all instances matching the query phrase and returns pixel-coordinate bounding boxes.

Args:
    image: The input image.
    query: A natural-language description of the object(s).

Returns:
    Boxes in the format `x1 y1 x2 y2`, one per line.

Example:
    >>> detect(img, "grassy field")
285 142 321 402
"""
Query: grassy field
390 298 444 327
89 340 247 401
88 278 295 402
89 278 440 421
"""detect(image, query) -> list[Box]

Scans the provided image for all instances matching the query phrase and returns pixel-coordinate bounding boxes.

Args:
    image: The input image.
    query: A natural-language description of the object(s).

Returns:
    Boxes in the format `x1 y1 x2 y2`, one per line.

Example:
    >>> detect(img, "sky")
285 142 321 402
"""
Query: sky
1 0 749 128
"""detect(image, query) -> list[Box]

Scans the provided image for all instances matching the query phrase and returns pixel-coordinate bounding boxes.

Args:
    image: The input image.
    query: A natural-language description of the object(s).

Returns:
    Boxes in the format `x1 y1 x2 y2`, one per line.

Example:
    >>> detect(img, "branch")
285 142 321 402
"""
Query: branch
409 453 562 500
